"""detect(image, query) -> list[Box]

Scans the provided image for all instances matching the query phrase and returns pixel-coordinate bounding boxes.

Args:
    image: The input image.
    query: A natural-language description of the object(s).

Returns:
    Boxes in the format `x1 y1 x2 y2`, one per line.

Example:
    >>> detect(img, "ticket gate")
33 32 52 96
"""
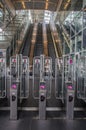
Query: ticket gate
66 85 74 120
33 56 52 99
10 55 29 120
39 55 47 120
0 56 6 98
63 54 75 120
39 81 46 120
33 55 52 119
10 55 19 120
55 54 75 120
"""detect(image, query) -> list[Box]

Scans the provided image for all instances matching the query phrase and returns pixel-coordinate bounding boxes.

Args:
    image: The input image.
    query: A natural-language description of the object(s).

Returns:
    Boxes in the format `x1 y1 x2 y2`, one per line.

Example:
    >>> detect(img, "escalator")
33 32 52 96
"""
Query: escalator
21 24 33 56
34 23 43 56
46 24 56 76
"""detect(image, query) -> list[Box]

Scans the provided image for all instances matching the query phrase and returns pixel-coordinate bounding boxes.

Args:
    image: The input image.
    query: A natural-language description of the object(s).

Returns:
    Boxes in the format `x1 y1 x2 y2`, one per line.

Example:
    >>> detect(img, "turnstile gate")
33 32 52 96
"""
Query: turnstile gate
10 55 18 120
39 81 46 119
55 54 75 119
33 55 52 119
33 56 52 99
63 54 75 120
10 55 29 120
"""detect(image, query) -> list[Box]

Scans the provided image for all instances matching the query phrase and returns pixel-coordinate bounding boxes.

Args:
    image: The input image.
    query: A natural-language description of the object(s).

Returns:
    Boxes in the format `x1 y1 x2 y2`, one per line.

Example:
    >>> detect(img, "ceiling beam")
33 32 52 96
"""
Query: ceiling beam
54 0 63 23
13 0 57 5
3 0 16 17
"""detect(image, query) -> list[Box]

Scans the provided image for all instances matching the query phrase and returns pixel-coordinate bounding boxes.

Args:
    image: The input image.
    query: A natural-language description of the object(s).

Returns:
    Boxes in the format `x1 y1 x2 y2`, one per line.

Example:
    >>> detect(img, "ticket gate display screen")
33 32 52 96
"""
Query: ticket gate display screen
11 84 17 89
40 82 46 89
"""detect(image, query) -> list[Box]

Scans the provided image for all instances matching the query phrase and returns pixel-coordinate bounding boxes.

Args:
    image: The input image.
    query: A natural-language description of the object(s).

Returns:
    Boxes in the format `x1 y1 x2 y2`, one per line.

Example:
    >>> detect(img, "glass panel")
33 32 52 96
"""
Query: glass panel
83 28 86 50
64 42 70 54
74 11 83 33
76 32 82 52
71 37 75 53
83 11 86 28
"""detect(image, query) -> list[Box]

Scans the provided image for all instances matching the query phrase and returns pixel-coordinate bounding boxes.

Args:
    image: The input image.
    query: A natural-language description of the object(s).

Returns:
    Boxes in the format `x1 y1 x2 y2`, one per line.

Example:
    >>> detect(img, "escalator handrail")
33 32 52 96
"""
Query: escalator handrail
62 32 70 49
19 25 30 54
51 31 59 58
62 25 70 40
50 23 62 57
21 24 33 55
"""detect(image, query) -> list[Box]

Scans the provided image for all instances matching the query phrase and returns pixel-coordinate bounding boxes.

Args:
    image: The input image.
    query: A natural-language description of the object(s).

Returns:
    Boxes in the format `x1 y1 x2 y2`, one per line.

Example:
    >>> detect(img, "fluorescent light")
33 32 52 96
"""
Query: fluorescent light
22 1 26 9
0 28 2 32
64 0 71 10
44 17 49 20
44 10 51 23
45 2 49 10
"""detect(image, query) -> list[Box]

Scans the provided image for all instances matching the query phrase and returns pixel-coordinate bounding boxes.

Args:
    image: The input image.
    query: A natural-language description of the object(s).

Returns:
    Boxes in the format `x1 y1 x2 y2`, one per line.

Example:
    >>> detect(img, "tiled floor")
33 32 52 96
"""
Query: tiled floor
0 111 86 130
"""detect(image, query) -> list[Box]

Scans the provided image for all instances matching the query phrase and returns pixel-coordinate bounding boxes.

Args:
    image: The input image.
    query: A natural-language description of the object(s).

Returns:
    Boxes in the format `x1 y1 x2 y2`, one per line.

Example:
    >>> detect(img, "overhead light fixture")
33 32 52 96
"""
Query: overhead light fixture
45 2 48 10
45 0 49 10
22 1 26 9
0 28 3 32
64 0 71 10
0 2 3 9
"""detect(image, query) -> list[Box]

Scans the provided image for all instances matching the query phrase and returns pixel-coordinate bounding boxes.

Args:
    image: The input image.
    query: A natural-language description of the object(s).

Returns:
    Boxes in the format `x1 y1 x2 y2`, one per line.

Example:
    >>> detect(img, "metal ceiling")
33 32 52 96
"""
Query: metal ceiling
60 0 83 11
11 0 83 11
12 0 60 11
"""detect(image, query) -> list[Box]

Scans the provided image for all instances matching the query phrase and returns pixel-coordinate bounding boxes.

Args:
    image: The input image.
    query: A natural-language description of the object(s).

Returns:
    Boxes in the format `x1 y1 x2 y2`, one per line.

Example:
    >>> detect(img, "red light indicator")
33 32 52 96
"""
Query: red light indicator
14 59 16 62
24 59 26 63
0 59 2 62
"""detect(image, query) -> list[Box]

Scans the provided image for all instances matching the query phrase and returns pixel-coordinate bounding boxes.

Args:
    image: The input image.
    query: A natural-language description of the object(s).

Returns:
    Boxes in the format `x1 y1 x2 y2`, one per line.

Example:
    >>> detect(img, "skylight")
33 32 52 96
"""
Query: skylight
44 10 52 23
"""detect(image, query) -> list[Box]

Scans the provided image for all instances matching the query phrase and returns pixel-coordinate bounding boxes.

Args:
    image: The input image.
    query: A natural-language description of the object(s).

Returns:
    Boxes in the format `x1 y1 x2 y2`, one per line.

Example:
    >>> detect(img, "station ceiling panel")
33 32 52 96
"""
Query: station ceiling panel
12 0 60 11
